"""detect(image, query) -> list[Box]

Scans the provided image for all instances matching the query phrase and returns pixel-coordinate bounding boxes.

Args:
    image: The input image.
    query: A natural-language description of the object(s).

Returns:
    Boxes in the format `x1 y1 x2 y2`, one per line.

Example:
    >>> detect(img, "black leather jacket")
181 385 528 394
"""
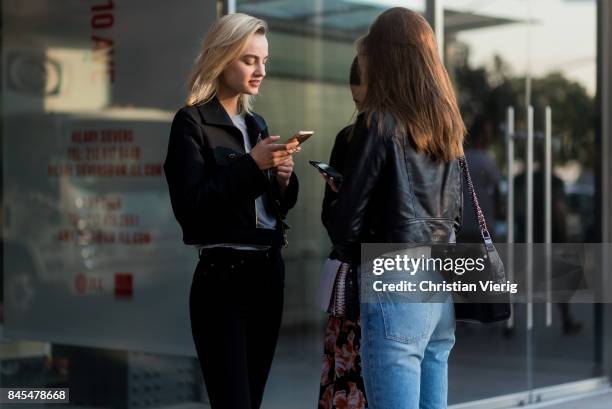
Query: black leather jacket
329 112 462 263
163 97 298 247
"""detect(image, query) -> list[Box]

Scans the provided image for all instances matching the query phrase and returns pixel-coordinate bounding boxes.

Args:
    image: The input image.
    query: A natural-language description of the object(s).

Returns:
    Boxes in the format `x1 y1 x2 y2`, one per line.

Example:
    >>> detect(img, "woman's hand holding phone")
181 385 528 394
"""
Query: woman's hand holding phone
309 161 341 192
275 155 294 190
321 173 340 193
250 135 300 170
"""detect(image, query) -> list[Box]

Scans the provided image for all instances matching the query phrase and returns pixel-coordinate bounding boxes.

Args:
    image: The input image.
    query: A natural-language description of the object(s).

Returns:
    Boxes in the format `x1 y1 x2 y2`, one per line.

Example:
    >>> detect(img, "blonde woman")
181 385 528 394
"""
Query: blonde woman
163 13 299 409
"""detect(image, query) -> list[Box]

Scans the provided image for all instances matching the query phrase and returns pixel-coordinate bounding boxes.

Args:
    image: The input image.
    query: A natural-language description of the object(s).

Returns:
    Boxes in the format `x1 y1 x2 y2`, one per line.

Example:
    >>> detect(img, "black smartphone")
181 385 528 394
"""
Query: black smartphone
309 160 343 185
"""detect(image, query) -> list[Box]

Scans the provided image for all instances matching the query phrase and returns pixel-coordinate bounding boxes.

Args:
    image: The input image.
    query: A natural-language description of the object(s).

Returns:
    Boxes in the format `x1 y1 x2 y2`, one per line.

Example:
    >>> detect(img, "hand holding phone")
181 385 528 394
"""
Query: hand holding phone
309 160 343 186
250 135 294 170
321 173 340 193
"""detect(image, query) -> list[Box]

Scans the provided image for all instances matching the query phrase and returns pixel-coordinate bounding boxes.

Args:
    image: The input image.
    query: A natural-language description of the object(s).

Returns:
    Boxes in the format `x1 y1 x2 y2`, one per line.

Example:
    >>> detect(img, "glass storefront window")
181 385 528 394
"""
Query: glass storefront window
2 1 217 407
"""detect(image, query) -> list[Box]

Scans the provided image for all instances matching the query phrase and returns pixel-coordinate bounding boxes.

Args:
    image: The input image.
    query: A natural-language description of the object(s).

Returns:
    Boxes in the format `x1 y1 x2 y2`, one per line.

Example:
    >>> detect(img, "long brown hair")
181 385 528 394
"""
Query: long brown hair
357 7 465 161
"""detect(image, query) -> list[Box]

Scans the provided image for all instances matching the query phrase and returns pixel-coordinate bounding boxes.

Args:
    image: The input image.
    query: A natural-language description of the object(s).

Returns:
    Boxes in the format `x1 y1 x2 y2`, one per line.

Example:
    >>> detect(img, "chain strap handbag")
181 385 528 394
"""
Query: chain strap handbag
441 156 512 323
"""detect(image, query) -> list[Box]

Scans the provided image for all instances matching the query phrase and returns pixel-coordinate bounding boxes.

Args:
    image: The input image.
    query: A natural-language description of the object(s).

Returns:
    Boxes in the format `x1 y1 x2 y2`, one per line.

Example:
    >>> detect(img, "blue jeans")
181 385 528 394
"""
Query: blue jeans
360 292 455 409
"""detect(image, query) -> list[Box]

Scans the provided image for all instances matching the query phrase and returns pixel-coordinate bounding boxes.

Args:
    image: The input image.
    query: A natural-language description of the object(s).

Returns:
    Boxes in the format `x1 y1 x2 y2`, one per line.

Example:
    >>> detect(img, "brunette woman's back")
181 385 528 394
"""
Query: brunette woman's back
327 7 465 409
329 112 462 263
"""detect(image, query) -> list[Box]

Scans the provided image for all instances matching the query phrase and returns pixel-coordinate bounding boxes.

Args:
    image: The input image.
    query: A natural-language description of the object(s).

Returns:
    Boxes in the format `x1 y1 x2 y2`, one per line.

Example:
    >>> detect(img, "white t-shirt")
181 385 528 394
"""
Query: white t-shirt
231 113 277 230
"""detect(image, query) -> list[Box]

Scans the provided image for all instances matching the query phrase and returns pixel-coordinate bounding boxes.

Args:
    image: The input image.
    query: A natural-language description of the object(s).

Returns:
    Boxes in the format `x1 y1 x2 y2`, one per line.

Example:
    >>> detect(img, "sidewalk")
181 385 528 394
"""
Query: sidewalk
527 390 612 409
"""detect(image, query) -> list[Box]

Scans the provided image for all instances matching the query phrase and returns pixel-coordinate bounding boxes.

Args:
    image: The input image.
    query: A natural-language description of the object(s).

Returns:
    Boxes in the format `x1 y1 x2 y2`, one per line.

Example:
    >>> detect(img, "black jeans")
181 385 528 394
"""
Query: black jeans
189 247 285 409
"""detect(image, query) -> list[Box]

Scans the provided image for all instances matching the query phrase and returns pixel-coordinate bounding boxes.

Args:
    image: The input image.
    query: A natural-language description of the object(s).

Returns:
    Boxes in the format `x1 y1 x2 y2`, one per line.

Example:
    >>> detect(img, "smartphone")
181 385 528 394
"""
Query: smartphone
285 131 314 145
309 160 343 185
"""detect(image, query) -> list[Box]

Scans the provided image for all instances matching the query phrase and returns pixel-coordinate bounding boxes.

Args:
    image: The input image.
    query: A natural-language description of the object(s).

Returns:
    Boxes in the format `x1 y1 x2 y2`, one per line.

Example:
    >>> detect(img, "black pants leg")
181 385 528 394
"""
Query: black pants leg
189 248 285 409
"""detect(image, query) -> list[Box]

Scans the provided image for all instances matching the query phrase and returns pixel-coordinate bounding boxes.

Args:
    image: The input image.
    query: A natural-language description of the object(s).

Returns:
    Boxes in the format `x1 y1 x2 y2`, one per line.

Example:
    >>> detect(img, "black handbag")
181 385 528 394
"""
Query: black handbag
443 156 511 323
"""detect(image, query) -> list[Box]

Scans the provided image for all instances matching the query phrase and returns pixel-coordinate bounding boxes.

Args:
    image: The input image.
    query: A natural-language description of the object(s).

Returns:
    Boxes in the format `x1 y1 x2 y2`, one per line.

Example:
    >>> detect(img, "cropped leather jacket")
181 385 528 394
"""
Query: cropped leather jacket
163 97 298 248
328 112 462 263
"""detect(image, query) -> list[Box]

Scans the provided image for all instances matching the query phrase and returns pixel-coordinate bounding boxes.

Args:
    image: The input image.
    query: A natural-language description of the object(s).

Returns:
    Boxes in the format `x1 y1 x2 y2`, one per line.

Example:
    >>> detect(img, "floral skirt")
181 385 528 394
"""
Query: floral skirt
318 314 367 409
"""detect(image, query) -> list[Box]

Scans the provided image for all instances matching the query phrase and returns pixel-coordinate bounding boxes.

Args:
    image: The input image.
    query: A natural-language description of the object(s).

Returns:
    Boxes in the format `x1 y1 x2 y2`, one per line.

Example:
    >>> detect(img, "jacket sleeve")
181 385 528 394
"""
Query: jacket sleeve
328 117 389 263
259 117 298 217
163 108 268 226
270 172 299 217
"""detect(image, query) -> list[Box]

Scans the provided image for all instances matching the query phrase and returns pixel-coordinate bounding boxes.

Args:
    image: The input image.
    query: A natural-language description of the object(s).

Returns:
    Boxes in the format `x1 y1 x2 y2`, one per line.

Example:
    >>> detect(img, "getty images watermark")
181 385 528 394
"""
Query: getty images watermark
359 243 612 304
370 252 518 294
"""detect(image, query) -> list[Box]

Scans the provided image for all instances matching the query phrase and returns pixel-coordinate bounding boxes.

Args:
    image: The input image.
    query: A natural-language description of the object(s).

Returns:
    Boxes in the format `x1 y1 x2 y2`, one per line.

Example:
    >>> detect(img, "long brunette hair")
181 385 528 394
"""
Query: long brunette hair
357 7 465 161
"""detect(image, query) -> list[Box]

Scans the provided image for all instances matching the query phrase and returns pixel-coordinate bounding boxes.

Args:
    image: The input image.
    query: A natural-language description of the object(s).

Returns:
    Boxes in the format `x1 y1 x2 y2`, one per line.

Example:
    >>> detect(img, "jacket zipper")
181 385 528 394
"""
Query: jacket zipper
253 132 261 228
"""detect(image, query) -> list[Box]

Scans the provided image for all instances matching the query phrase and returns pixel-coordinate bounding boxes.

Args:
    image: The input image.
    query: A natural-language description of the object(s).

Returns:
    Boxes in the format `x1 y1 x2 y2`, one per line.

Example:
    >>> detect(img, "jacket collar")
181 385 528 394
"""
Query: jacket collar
196 96 266 134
